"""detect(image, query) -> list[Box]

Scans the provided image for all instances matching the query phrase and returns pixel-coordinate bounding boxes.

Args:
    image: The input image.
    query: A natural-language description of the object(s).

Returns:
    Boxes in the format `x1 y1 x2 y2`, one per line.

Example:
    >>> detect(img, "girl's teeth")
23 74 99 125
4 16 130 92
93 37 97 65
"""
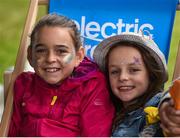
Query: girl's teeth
120 86 133 90
46 68 58 72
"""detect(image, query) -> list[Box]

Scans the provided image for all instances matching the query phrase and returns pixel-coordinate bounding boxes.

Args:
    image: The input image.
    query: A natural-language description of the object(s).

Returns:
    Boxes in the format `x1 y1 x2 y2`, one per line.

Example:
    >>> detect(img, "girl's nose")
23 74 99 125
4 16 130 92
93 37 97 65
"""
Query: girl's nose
119 71 129 81
46 51 57 63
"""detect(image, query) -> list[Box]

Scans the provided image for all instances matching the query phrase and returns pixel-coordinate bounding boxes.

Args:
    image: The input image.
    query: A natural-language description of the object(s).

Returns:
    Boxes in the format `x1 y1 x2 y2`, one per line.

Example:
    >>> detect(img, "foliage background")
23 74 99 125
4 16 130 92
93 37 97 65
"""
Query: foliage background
0 0 180 90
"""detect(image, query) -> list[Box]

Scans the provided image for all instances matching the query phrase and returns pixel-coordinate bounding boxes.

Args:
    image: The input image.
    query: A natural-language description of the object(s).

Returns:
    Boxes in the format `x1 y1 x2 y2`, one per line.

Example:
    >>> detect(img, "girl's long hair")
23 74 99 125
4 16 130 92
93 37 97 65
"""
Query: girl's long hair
105 42 168 129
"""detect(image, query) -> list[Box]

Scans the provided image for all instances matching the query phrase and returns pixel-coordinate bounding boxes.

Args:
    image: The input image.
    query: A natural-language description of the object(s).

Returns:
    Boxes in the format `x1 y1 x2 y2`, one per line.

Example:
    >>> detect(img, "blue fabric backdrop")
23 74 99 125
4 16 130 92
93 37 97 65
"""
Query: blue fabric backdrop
49 0 178 60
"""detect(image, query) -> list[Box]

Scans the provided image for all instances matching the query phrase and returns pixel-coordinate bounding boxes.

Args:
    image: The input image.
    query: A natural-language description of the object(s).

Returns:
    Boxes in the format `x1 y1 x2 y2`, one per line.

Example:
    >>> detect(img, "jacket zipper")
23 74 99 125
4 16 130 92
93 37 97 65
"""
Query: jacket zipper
48 95 58 118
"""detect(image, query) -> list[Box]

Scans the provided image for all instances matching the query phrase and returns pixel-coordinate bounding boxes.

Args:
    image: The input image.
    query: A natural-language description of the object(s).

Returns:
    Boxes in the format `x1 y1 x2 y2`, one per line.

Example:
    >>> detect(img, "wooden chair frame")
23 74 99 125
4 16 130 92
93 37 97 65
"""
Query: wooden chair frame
0 0 48 136
0 0 179 136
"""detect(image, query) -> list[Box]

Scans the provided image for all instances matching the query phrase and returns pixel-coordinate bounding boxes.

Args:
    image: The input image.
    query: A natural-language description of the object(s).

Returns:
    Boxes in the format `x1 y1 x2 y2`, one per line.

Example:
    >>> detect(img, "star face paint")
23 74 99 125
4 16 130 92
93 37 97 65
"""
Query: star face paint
132 56 142 65
118 56 142 65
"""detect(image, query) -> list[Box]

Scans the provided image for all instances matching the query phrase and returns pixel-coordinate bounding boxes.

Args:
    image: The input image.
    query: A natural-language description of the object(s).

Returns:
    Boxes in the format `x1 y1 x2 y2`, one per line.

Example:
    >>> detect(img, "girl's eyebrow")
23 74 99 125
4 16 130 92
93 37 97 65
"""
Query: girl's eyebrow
55 45 69 49
34 43 44 48
34 44 70 49
109 64 118 67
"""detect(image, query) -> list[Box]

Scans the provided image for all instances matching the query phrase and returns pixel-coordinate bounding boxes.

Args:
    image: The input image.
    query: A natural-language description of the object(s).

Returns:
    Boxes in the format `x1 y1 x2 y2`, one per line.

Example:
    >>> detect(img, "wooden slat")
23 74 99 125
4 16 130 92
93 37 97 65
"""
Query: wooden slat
173 41 180 80
0 0 39 136
38 0 49 5
3 71 12 105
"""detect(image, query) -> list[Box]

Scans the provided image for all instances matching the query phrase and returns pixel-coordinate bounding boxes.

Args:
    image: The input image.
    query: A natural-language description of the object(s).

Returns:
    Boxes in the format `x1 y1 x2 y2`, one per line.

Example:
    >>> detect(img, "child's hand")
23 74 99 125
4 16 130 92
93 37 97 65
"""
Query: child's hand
159 99 180 136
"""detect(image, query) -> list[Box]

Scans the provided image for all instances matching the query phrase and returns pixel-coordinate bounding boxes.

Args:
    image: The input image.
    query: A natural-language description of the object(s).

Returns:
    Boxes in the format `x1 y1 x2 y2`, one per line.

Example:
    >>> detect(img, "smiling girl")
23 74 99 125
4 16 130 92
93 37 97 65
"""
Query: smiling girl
8 14 115 137
93 32 168 137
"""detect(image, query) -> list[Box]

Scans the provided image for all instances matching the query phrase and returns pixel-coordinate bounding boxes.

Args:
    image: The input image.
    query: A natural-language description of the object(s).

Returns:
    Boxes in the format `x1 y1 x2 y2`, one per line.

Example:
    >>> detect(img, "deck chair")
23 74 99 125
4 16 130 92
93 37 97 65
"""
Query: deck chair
0 0 179 136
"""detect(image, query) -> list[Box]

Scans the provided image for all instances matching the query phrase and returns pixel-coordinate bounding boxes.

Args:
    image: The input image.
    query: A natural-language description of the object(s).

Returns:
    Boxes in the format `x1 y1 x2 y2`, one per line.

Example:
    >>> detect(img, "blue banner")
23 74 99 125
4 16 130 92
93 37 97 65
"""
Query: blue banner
49 0 178 61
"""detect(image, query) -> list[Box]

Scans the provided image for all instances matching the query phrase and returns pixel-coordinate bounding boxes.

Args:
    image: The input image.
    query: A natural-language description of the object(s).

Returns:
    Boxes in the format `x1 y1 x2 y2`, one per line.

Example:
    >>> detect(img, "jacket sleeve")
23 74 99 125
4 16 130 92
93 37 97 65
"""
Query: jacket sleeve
79 73 115 136
8 73 27 136
158 91 171 108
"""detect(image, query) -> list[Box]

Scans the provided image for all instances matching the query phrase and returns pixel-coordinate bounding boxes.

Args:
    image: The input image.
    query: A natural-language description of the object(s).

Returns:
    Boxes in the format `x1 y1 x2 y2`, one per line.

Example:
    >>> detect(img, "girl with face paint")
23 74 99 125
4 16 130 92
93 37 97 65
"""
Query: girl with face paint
93 32 168 137
8 14 115 137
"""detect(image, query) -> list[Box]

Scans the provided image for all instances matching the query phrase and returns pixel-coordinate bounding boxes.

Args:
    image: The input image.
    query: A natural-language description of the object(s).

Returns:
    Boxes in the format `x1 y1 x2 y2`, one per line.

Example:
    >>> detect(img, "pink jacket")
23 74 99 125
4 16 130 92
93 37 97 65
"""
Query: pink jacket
8 57 115 137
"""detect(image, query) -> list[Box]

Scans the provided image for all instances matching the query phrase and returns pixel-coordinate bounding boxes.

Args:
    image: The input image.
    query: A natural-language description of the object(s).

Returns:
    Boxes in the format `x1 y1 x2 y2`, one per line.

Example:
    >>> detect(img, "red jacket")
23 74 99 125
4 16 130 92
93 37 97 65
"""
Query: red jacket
8 57 115 137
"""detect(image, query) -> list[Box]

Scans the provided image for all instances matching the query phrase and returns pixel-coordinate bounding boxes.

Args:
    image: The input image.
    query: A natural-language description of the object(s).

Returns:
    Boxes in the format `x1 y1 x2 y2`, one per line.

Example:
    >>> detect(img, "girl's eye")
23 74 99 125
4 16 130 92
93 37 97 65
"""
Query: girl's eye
35 48 46 54
129 68 141 73
110 70 119 75
56 49 68 55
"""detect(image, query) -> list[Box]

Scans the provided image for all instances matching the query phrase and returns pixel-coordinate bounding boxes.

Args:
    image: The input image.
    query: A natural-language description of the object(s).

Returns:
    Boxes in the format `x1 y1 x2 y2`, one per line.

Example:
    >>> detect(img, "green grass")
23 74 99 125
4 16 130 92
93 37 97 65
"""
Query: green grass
0 0 180 91
0 0 47 83
0 0 28 83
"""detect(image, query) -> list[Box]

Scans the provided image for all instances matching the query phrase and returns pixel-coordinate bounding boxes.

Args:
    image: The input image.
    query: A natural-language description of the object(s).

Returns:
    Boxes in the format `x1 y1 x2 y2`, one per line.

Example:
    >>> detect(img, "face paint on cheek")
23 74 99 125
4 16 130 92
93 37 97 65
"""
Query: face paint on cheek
31 48 41 67
32 54 43 68
62 53 74 65
31 54 37 67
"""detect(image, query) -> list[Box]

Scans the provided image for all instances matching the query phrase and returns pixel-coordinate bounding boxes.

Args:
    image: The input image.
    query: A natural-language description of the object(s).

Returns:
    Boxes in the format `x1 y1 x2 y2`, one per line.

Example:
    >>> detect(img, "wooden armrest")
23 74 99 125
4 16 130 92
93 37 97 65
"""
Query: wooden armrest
3 71 12 105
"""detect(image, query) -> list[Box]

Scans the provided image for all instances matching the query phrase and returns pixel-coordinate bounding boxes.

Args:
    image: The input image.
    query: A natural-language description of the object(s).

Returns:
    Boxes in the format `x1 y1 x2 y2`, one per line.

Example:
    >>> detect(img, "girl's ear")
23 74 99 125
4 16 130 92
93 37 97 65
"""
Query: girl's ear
27 46 34 67
75 46 85 67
